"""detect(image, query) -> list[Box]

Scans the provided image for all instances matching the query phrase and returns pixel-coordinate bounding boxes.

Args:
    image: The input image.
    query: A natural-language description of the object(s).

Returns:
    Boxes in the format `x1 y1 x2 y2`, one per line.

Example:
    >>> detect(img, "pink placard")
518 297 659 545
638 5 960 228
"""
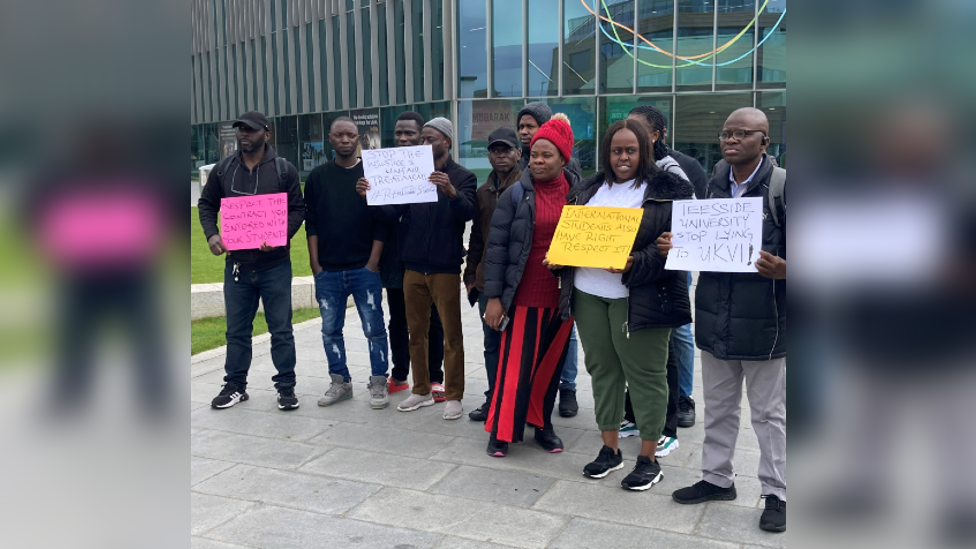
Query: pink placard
220 193 288 250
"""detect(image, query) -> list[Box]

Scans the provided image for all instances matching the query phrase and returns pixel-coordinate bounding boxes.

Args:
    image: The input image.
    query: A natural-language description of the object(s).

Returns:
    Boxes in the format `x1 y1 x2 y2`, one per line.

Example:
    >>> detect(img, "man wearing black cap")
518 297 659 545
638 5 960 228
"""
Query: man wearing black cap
198 111 305 411
464 127 522 422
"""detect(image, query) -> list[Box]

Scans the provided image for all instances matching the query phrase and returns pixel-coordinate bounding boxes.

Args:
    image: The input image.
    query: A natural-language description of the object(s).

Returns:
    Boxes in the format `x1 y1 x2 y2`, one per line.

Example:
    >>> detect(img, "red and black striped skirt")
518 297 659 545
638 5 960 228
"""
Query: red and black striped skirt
485 306 574 443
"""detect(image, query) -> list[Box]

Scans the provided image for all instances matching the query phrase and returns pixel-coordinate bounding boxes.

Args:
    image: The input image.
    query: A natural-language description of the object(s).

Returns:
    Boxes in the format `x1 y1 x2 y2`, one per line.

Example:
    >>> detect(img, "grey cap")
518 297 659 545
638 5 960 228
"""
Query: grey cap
423 117 453 141
517 102 553 127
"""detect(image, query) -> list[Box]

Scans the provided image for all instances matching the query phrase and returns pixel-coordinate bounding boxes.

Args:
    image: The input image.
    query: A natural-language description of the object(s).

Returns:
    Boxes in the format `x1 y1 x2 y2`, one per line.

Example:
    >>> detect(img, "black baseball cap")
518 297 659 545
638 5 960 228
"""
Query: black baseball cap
232 111 271 131
487 127 518 150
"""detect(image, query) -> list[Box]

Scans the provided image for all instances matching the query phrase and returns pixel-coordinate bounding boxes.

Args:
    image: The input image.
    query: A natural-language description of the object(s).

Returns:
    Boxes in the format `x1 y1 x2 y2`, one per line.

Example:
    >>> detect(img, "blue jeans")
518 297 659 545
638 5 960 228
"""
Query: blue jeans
223 260 296 390
559 325 579 391
674 271 696 398
314 267 389 381
477 293 501 401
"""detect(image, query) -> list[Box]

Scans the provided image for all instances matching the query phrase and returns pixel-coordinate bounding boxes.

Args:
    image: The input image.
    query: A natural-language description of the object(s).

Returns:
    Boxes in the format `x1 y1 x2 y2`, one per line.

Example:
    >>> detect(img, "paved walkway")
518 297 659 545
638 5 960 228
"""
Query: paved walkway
190 286 785 549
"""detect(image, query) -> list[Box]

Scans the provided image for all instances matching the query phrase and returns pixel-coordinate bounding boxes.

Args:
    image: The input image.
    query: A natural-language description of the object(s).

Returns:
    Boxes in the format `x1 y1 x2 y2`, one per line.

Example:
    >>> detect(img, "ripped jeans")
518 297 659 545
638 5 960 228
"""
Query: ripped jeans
313 267 390 381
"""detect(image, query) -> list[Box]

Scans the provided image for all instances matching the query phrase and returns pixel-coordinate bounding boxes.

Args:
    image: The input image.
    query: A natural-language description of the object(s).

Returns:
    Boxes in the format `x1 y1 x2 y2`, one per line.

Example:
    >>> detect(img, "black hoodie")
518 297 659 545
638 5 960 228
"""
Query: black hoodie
198 144 305 271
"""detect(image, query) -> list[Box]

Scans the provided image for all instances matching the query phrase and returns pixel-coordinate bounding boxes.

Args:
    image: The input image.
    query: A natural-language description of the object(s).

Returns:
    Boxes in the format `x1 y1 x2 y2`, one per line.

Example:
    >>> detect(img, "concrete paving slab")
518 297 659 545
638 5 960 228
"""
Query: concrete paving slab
300 447 457 491
190 406 336 442
305 421 456 459
695 502 787 548
428 465 557 508
549 518 741 549
191 456 237 487
190 492 255 536
191 429 329 470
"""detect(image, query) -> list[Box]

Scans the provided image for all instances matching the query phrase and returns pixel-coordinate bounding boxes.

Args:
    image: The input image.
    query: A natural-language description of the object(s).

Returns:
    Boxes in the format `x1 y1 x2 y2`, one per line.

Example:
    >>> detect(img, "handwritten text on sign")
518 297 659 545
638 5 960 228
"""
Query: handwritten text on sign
664 197 762 272
547 206 644 269
362 145 437 205
220 193 288 250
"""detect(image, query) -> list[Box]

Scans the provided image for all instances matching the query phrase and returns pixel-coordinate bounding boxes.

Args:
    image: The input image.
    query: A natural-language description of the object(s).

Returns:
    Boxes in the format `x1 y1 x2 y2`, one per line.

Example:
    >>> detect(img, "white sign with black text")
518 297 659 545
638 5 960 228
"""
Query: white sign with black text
665 197 763 273
361 145 438 205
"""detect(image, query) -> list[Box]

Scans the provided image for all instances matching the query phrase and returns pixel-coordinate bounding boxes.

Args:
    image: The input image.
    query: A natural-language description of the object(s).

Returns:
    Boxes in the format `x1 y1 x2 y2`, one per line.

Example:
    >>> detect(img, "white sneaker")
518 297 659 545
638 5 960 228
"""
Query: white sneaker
397 392 435 412
656 436 679 457
443 400 463 420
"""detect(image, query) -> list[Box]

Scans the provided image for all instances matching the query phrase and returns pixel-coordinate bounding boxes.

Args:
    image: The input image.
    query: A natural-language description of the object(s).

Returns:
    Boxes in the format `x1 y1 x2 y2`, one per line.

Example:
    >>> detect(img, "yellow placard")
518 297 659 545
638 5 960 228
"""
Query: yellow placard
547 206 644 269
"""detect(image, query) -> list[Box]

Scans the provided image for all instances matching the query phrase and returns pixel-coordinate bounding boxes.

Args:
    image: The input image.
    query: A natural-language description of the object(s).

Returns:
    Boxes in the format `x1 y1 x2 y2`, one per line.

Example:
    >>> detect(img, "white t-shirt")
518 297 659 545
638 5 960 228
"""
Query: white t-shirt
573 179 646 299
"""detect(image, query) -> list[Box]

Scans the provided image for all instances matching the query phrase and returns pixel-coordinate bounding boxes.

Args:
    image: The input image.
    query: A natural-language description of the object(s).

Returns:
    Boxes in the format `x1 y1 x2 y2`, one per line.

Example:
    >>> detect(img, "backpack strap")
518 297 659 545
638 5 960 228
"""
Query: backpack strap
274 157 288 191
510 181 524 206
768 167 786 228
213 154 236 178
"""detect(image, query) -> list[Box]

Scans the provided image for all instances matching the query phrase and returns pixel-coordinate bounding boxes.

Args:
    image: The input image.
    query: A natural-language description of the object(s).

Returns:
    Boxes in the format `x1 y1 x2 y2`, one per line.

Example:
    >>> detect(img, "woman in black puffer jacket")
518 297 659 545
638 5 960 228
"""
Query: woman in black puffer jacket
551 119 693 491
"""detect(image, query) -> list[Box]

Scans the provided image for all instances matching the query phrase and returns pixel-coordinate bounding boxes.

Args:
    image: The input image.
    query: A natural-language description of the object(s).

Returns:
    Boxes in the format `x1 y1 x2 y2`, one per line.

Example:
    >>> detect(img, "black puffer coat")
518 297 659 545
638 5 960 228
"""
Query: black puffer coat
696 158 785 360
557 170 695 331
482 167 580 316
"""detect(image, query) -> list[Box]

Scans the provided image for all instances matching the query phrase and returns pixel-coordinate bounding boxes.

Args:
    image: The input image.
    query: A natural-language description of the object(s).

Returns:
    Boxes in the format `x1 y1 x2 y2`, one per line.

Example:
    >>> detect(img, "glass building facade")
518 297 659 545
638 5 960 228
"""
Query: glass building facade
190 0 785 180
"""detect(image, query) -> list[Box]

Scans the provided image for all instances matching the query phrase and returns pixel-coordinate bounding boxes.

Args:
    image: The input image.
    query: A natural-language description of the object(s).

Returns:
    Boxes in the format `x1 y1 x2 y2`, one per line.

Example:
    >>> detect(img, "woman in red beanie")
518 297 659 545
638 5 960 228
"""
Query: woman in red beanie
481 113 579 457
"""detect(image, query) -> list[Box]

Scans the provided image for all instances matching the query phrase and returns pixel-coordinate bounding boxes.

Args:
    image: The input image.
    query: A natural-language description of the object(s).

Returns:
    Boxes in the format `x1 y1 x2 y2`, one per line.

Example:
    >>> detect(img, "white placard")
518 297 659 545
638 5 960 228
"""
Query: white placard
361 145 438 205
665 197 763 273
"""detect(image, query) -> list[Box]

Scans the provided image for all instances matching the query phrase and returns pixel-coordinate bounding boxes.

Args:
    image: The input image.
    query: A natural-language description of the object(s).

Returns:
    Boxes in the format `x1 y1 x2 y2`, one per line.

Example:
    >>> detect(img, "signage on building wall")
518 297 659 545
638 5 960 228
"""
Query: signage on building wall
351 108 381 154
471 100 520 142
219 122 237 159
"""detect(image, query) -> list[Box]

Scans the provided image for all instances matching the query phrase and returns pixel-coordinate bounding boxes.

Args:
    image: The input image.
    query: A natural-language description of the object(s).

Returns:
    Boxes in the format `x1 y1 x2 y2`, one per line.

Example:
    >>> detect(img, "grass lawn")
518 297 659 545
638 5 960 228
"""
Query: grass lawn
191 206 312 284
191 307 321 355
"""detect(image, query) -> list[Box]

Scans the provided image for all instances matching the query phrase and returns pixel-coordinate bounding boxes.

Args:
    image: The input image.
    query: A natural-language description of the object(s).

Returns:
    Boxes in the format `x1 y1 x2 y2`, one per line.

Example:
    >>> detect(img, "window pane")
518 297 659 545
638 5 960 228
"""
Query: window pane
672 93 751 173
715 0 754 89
456 99 522 181
347 12 358 107
563 0 596 95
283 31 292 113
432 0 445 101
293 29 302 112
412 0 424 101
274 115 300 168
598 95 673 153
758 90 785 167
319 20 330 109
362 7 373 107
298 114 326 175
272 32 281 113
527 0 558 97
636 0 673 93
377 3 390 105
757 0 785 86
458 0 488 98
492 0 522 97
333 16 343 108
394 0 406 104
528 97 597 172
598 0 635 94
676 0 713 90
306 23 315 111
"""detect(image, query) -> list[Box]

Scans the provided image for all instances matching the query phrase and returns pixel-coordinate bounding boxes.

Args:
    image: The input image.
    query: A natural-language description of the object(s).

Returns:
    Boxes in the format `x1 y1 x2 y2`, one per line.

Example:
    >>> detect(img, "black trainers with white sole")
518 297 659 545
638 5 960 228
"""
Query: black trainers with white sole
212 383 248 409
583 445 624 479
621 455 663 491
277 387 299 410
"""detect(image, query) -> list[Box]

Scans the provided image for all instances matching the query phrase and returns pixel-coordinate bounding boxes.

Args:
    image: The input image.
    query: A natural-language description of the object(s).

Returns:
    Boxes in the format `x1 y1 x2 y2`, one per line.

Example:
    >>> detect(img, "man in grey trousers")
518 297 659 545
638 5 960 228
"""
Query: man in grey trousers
664 108 787 533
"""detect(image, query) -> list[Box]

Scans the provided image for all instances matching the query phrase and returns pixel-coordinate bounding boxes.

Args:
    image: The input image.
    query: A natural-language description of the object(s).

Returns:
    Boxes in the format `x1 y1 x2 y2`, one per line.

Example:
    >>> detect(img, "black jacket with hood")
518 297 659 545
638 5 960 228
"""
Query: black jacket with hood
695 156 786 361
197 144 305 271
482 166 581 317
557 170 695 331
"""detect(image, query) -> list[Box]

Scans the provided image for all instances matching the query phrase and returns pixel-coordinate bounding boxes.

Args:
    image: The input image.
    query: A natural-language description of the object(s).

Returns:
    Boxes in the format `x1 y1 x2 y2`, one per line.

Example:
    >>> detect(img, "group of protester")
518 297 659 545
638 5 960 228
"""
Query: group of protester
197 102 786 533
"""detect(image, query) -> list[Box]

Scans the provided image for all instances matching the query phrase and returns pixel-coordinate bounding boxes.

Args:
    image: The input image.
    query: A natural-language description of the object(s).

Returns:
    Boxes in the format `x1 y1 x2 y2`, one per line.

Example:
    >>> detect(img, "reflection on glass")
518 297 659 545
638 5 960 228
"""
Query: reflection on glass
599 0 635 94
715 0 754 88
758 0 785 85
432 0 445 101
528 0 558 97
298 114 326 174
636 0 674 93
458 0 488 98
530 97 597 170
456 99 522 181
362 8 373 107
676 0 713 90
599 96 673 151
563 0 596 95
758 91 785 167
274 115 300 169
672 93 752 173
412 0 425 102
492 0 522 97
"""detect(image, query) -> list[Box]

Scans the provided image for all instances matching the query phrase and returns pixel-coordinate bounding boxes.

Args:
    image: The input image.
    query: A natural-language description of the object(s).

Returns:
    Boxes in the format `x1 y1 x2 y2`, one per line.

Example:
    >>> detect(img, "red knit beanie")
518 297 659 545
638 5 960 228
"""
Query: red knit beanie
530 112 574 161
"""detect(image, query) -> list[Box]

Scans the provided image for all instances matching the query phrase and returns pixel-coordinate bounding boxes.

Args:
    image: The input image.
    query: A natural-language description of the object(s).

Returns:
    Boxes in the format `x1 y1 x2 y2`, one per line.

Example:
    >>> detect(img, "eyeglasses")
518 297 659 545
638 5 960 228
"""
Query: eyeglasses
718 129 766 141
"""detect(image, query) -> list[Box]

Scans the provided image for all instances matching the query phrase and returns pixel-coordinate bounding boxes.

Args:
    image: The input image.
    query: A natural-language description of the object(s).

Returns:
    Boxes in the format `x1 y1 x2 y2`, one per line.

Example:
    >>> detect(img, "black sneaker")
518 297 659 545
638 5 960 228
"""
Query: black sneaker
558 388 578 417
534 427 564 453
211 383 248 409
672 480 737 504
677 396 696 428
277 387 299 411
759 495 786 533
486 436 508 458
583 445 624 479
621 455 663 491
468 401 490 422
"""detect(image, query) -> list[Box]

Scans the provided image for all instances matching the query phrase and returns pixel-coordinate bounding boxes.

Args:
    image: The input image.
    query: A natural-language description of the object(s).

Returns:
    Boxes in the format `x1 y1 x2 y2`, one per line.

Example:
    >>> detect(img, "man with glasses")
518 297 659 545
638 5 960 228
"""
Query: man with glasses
666 108 787 533
464 127 522 422
198 111 305 411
